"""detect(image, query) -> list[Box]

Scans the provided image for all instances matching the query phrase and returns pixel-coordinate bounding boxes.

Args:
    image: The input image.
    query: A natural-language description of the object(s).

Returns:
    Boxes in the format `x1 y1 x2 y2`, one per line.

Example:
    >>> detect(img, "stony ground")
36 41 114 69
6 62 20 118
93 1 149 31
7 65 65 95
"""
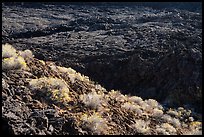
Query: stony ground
2 43 202 135
2 2 202 134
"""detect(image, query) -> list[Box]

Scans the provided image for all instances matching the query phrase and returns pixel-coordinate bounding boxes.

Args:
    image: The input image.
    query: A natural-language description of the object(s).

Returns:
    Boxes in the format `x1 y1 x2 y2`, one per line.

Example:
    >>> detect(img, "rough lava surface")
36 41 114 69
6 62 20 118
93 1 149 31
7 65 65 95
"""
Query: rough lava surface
2 43 202 135
2 3 202 135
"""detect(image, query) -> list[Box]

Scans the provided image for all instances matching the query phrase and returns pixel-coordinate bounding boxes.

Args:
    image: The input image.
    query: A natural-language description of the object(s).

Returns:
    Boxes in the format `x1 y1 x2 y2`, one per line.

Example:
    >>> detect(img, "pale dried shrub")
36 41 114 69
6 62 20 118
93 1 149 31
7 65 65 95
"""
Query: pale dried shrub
39 60 46 65
68 74 76 83
140 101 153 113
145 99 159 108
2 44 28 71
166 109 179 117
108 90 127 102
171 117 181 128
108 90 121 98
160 123 177 134
157 104 164 110
81 112 108 134
188 117 194 122
127 96 143 104
152 108 164 117
57 66 89 83
2 43 17 58
66 67 77 74
115 94 127 102
189 121 202 132
121 102 143 115
162 114 172 123
156 125 171 135
29 77 71 102
75 73 84 81
19 49 34 59
181 123 188 128
80 92 103 109
133 119 150 134
95 84 106 92
161 114 181 128
183 129 202 135
2 56 27 70
57 66 75 74
178 107 185 111
49 64 58 72
29 77 49 89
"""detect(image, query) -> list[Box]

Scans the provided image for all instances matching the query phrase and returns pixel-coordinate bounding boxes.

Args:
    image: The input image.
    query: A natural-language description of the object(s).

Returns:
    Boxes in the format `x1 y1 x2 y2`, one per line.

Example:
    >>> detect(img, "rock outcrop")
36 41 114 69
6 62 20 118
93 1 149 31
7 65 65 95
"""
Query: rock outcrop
2 3 202 112
2 44 202 135
2 3 202 134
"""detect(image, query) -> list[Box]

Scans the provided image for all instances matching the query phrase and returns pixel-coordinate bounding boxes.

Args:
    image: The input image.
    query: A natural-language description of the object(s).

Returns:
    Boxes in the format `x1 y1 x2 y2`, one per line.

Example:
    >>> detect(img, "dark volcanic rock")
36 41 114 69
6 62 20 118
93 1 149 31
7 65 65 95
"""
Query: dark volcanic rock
1 43 202 135
2 1 202 127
